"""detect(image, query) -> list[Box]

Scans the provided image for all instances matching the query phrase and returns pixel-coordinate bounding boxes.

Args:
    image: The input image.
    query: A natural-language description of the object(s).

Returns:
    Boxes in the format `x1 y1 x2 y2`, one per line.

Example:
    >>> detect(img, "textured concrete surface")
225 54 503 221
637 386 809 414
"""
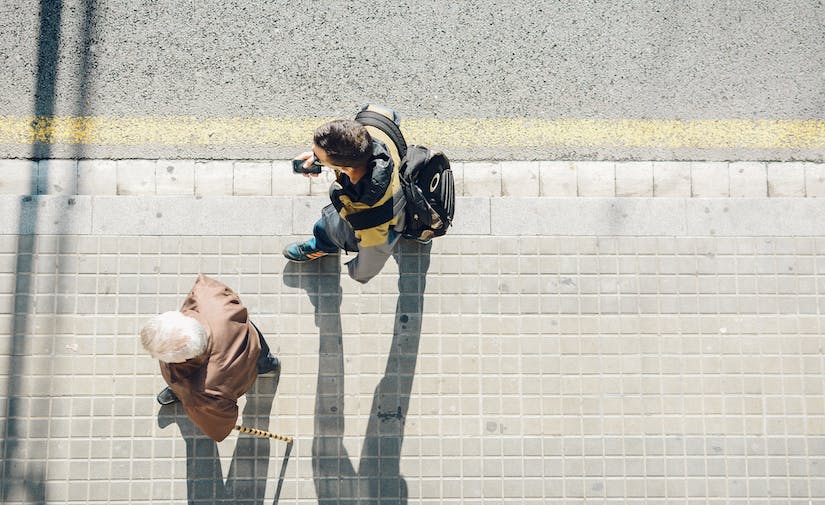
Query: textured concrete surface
1 189 824 504
2 1 822 119
0 1 823 159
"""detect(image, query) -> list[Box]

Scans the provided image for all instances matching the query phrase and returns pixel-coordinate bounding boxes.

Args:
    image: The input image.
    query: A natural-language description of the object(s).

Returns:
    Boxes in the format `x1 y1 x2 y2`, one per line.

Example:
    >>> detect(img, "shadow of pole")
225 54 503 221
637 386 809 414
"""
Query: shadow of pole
1 1 64 503
75 0 97 139
285 239 431 505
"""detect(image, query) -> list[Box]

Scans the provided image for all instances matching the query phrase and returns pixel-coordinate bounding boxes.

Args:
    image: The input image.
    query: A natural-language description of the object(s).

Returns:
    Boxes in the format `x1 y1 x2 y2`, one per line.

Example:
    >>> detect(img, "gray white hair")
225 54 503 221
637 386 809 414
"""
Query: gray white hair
139 311 207 363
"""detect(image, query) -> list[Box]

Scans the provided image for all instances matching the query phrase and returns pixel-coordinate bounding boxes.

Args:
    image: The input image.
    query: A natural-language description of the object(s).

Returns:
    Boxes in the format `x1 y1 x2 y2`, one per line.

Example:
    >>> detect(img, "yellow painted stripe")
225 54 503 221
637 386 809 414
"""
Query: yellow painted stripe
0 116 823 149
0 116 318 146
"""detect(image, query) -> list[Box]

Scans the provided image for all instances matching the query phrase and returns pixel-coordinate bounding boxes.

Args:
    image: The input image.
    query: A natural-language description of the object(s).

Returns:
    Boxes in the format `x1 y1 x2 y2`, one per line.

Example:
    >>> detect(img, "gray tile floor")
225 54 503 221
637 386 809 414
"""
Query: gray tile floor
1 197 824 504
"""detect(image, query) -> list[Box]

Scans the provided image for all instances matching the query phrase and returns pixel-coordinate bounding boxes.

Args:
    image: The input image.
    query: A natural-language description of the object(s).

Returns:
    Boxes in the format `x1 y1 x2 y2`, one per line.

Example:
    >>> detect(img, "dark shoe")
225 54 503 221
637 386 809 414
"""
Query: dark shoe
156 386 179 405
283 239 336 262
258 355 280 375
157 403 200 437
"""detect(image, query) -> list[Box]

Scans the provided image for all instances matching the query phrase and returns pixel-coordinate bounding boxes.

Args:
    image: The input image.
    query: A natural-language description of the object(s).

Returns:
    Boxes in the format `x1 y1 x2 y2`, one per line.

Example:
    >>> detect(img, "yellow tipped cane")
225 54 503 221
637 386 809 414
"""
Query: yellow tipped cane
234 424 293 444
234 424 294 505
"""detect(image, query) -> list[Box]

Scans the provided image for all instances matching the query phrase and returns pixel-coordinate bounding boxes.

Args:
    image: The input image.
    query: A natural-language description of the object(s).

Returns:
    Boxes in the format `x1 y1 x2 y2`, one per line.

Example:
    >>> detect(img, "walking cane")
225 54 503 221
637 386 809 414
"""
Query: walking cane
233 424 293 444
234 424 293 505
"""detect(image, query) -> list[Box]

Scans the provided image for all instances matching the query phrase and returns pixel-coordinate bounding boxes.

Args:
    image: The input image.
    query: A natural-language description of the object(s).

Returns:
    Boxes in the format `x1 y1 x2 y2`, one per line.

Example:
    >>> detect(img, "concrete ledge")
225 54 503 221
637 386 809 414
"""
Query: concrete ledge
492 198 687 236
4 159 825 198
2 195 823 237
91 196 293 235
0 195 92 234
686 198 825 236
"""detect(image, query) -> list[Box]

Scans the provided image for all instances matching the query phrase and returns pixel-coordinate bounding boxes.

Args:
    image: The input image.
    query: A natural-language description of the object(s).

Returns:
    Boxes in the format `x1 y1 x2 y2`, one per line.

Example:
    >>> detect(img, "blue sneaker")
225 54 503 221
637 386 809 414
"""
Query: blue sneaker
282 239 336 262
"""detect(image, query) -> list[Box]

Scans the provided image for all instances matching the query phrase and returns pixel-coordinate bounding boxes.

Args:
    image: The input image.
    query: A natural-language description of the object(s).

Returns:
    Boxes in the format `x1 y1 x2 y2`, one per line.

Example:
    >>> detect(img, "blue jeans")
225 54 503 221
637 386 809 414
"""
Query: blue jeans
311 204 359 253
311 218 342 252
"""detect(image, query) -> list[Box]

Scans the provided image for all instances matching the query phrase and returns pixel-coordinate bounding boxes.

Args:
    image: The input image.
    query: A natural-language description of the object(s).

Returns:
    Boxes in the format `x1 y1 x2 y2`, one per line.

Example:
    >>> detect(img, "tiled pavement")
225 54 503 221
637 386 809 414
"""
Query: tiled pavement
1 161 825 504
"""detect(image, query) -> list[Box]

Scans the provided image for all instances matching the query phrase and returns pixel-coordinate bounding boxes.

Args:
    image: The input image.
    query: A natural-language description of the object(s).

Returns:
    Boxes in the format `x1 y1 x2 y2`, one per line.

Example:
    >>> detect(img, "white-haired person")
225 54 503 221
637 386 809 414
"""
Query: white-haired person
139 274 280 442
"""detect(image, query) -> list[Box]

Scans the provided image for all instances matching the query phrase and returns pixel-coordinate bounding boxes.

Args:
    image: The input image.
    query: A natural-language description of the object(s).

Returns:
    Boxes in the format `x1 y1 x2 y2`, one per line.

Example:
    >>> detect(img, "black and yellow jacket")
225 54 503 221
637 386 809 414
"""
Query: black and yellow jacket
326 138 405 283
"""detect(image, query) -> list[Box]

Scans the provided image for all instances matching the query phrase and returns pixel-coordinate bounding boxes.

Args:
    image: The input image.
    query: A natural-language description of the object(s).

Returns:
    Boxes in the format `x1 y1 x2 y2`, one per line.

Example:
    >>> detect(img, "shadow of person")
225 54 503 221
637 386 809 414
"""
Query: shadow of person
284 240 431 505
359 240 431 502
157 372 280 505
283 255 355 504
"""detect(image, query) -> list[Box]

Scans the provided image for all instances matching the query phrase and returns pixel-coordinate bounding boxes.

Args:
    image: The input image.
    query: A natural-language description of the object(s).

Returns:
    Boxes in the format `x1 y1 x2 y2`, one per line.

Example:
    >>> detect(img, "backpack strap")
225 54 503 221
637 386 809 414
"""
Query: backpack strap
355 109 408 160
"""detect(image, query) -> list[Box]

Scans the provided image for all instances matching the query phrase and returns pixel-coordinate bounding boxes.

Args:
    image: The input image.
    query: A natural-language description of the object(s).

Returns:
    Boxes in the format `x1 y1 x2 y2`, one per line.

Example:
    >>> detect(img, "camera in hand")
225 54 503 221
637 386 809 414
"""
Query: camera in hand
292 158 323 174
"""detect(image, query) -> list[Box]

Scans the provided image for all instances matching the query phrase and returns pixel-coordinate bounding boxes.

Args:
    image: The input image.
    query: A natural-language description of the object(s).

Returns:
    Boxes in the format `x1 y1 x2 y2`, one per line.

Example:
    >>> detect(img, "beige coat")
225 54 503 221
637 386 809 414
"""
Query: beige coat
159 274 260 441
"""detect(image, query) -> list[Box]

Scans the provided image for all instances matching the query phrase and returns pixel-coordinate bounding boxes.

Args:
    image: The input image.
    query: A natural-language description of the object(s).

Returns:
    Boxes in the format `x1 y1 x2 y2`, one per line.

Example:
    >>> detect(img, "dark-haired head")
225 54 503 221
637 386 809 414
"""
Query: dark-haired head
313 120 373 168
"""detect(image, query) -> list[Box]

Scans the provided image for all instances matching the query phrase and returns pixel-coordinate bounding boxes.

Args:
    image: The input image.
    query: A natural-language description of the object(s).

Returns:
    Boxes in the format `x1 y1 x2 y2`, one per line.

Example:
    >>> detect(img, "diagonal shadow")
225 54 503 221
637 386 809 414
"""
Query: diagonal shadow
157 372 286 505
284 254 355 504
357 240 431 502
75 0 97 144
1 1 66 503
284 239 431 505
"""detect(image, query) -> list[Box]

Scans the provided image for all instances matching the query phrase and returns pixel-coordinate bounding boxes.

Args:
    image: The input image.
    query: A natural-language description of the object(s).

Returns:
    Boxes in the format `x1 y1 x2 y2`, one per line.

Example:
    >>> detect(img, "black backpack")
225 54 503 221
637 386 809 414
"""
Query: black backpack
355 105 455 242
